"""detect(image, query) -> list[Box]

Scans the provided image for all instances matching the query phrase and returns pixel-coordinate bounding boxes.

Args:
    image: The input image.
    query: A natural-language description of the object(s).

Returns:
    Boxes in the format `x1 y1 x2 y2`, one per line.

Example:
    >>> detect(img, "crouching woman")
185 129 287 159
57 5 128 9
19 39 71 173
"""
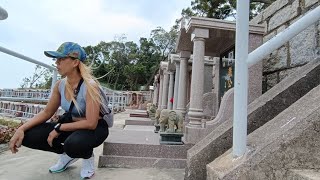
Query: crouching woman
9 42 109 179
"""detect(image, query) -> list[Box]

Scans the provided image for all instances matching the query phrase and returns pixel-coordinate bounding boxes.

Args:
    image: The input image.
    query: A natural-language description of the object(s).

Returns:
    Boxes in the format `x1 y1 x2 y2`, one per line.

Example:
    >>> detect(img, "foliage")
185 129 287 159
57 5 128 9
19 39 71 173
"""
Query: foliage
20 65 53 89
181 0 276 20
84 27 177 91
0 119 23 144
20 15 178 91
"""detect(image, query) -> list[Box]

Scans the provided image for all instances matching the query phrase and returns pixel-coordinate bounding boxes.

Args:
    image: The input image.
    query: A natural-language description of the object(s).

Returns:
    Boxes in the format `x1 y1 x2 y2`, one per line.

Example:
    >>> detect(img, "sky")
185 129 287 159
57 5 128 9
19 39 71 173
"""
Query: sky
0 0 191 89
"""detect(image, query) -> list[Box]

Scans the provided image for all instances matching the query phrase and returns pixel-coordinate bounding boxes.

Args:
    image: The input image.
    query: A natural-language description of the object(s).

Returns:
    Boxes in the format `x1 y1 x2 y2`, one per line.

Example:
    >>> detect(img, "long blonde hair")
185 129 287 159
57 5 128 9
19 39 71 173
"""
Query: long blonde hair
64 61 101 114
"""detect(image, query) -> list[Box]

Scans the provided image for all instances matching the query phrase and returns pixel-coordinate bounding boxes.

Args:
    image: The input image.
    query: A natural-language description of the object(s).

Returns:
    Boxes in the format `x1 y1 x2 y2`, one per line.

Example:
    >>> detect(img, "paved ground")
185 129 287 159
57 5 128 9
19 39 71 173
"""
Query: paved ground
0 109 185 180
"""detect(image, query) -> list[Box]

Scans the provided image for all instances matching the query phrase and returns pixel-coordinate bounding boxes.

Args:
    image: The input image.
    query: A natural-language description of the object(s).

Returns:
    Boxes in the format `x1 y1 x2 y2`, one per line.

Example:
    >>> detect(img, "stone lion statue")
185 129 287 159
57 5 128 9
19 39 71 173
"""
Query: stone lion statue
146 103 152 114
155 109 161 126
147 104 157 120
159 109 183 133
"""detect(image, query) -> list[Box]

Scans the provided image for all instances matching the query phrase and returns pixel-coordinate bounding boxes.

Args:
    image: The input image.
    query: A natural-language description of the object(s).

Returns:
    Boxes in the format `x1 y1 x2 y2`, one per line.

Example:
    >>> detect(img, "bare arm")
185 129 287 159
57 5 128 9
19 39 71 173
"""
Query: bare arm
59 83 100 131
18 80 61 132
10 80 61 153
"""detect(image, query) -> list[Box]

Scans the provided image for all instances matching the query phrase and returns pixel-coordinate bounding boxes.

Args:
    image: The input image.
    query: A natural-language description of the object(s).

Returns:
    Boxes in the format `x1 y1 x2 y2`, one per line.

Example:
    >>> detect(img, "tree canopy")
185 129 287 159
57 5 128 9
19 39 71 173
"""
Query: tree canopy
20 0 277 91
181 0 276 20
83 26 178 91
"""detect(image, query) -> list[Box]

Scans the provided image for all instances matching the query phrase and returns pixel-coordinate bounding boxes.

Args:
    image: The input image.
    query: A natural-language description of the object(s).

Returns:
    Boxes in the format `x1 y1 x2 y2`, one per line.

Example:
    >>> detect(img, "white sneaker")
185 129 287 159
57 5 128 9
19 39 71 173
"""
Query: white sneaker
80 154 95 179
49 153 79 173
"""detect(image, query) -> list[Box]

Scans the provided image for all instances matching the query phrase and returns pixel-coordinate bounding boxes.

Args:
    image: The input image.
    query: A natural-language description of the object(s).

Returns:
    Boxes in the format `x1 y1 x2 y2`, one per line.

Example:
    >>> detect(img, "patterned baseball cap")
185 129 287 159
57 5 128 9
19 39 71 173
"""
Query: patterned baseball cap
44 42 87 62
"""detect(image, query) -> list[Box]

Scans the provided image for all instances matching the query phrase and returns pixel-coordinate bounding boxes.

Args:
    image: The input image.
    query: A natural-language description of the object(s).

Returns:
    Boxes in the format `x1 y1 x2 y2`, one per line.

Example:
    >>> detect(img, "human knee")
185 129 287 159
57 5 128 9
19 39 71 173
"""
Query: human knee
22 128 43 146
63 138 90 158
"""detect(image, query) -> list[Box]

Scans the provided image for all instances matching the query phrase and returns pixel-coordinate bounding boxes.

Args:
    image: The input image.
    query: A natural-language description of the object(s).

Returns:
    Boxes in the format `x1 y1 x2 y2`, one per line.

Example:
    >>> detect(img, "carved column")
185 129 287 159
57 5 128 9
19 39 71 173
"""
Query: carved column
167 71 175 110
173 59 180 110
157 73 163 110
177 51 191 115
187 28 209 127
161 69 169 109
152 75 159 105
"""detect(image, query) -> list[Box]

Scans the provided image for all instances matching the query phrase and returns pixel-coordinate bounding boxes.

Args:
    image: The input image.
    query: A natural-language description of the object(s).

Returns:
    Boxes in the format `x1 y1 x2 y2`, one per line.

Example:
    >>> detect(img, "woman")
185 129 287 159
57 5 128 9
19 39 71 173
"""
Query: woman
9 42 109 179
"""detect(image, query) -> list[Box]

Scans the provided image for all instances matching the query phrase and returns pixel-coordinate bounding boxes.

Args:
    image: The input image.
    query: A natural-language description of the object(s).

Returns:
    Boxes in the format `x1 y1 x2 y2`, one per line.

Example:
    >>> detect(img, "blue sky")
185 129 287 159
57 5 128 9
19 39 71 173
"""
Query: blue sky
0 0 191 88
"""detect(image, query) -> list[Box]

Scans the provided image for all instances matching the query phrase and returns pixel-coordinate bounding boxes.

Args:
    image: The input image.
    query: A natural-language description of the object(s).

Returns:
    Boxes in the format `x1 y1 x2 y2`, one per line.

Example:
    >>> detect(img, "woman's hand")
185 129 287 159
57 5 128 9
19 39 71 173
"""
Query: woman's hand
47 130 60 147
9 129 24 154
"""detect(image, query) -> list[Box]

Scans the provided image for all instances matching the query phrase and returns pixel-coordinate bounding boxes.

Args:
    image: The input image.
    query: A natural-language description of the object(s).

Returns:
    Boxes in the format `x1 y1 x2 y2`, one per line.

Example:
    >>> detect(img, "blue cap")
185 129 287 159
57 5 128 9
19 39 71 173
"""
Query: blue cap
44 42 87 62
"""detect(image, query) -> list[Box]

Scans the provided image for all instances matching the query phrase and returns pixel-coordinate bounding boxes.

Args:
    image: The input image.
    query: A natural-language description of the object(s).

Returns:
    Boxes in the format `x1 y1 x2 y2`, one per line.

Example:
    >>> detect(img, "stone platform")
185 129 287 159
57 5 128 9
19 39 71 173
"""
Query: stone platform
98 127 193 169
125 117 155 126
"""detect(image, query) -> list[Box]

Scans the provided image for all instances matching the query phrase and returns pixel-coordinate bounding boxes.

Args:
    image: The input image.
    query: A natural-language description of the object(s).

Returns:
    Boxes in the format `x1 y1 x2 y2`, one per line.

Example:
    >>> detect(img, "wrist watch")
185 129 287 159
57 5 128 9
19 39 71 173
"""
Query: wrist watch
54 123 62 133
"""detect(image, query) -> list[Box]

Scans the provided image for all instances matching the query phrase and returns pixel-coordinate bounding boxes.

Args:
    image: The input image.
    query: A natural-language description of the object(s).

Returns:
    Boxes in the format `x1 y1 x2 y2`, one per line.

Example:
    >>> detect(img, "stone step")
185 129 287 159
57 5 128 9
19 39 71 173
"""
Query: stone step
98 128 192 168
98 155 186 169
103 142 191 159
129 113 148 118
125 117 154 126
123 125 155 132
103 128 191 159
288 169 320 180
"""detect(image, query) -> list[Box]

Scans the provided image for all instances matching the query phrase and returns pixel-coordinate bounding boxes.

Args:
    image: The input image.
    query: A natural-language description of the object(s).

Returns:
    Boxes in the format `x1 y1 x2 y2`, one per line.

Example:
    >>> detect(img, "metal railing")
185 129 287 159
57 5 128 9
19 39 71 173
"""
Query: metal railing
233 2 320 157
0 88 127 112
0 46 58 91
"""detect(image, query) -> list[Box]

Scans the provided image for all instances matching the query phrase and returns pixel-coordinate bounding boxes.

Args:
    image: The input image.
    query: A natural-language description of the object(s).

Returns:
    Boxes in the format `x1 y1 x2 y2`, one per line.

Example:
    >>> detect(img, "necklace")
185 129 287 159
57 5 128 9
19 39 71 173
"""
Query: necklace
73 88 79 95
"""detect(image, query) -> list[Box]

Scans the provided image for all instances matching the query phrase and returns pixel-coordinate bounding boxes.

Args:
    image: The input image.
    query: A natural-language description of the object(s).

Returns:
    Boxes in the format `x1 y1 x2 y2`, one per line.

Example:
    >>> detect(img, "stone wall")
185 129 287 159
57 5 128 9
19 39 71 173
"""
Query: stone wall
204 63 214 94
250 0 320 92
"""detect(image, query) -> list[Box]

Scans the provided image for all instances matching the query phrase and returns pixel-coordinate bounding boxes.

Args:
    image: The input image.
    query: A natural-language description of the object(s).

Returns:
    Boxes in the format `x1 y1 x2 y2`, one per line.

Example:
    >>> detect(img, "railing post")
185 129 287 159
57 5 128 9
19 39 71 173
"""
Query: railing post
112 92 115 110
51 70 58 92
233 0 250 157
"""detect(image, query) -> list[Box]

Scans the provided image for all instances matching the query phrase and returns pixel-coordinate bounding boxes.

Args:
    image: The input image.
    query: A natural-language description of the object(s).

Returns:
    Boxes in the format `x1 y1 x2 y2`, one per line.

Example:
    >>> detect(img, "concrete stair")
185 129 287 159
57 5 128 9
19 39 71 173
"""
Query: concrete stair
129 111 148 118
206 85 320 179
98 128 193 169
125 117 155 126
287 169 320 180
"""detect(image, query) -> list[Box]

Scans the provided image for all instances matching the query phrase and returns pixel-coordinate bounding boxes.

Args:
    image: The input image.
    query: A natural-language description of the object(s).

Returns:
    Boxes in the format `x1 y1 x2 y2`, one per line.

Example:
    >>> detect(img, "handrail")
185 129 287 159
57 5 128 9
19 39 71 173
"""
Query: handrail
248 5 320 67
0 46 58 91
234 3 320 157
233 0 249 157
0 46 56 70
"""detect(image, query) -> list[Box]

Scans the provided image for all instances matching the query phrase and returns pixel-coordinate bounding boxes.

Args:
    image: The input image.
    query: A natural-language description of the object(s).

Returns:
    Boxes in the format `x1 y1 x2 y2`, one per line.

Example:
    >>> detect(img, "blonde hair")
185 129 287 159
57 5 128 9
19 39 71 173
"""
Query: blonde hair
64 61 101 114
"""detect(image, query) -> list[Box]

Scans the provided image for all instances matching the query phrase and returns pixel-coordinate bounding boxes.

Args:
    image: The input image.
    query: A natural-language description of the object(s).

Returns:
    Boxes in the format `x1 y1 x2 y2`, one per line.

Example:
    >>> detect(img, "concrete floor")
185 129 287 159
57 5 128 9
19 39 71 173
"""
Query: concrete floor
0 109 185 180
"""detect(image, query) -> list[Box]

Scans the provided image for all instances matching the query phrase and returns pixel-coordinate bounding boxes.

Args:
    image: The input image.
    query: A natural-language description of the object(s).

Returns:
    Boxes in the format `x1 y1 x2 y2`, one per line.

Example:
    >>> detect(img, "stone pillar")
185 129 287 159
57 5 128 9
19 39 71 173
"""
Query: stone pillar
177 51 191 115
153 76 159 105
187 28 209 127
157 74 163 110
167 71 175 110
173 61 180 110
161 70 169 109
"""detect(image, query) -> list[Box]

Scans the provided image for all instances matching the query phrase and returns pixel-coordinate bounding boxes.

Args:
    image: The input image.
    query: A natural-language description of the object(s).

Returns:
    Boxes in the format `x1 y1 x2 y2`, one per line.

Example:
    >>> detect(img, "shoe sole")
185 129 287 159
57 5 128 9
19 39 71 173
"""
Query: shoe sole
49 158 79 173
81 172 95 179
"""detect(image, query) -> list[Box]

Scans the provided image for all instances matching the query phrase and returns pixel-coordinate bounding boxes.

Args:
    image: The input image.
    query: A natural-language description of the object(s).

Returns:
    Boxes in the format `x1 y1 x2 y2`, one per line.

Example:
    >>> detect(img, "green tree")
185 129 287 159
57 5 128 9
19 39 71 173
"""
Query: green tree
145 26 178 86
20 65 52 89
181 0 276 20
84 29 177 91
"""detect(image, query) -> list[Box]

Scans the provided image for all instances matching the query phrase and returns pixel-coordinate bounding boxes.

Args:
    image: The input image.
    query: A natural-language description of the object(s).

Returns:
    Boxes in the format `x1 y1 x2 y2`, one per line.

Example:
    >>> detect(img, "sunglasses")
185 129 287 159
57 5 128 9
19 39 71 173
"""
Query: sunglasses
53 56 78 61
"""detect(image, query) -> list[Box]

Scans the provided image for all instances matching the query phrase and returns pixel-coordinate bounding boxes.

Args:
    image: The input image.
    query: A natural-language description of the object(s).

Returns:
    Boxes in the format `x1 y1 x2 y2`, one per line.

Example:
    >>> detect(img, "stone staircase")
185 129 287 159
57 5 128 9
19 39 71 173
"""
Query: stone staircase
207 84 320 179
185 58 320 180
98 126 193 169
